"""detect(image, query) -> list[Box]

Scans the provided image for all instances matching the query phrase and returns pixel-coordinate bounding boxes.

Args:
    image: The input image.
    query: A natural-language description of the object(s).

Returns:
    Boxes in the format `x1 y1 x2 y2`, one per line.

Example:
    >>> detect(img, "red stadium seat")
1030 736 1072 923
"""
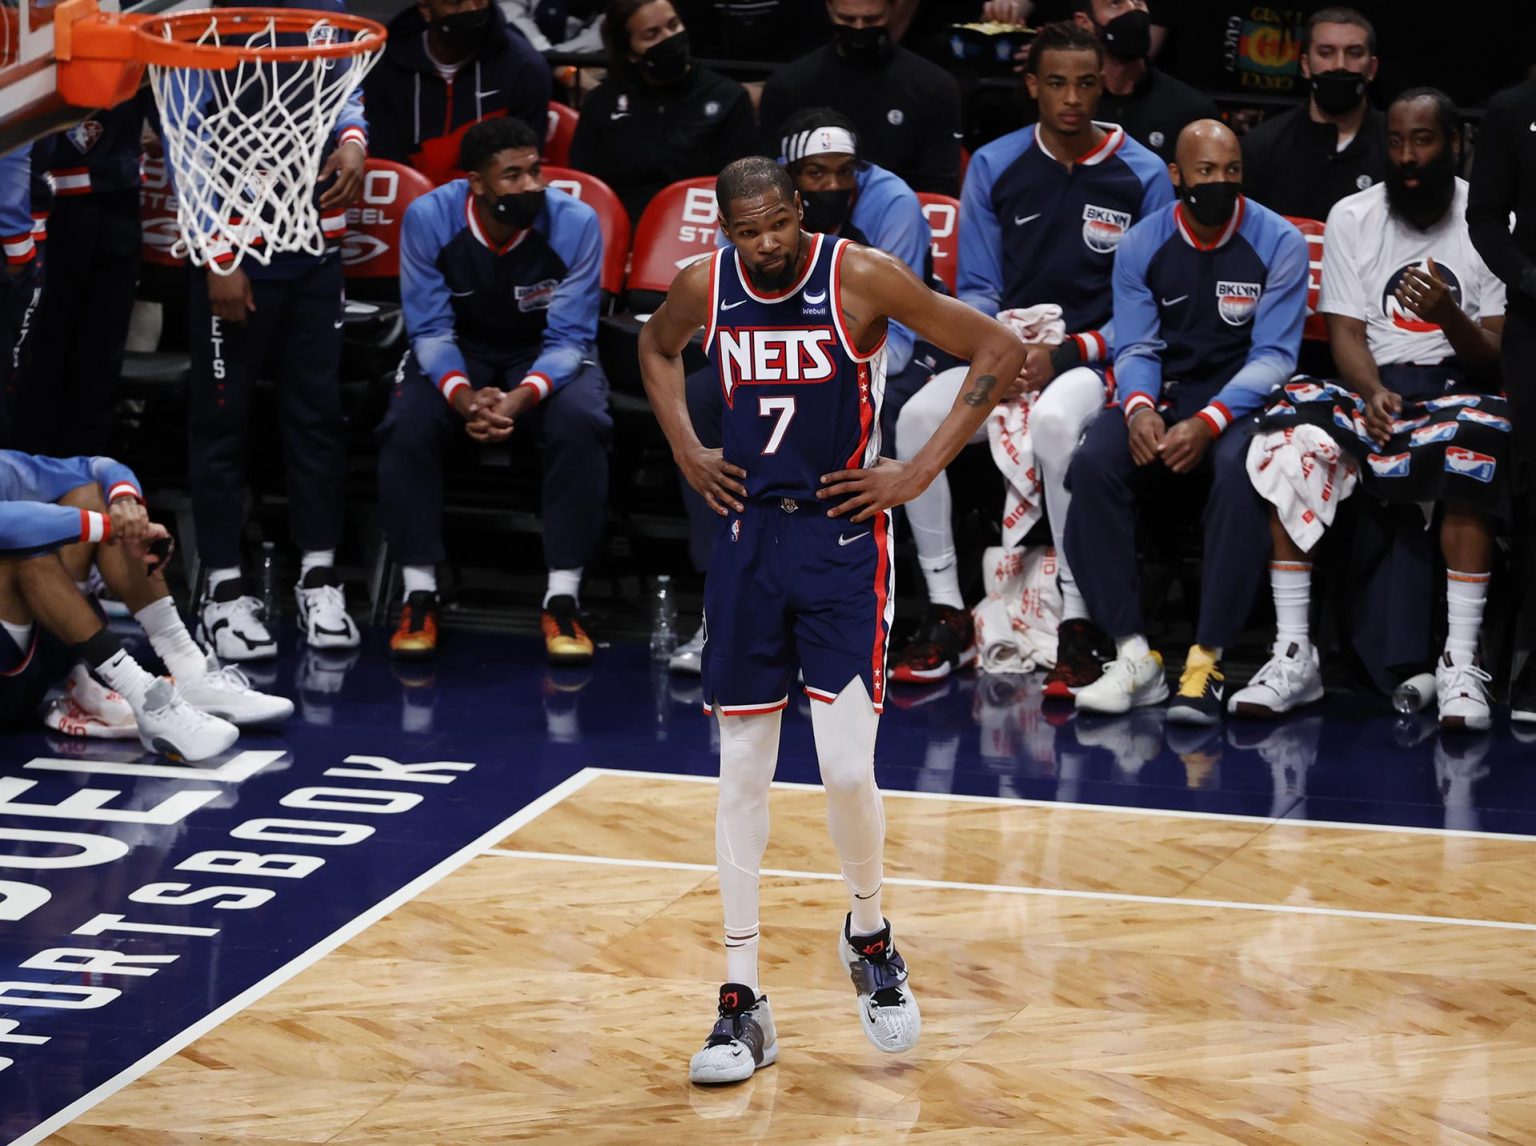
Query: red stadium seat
341 159 436 280
545 101 578 167
959 146 970 187
1285 215 1328 342
917 192 960 294
542 165 631 297
626 175 719 297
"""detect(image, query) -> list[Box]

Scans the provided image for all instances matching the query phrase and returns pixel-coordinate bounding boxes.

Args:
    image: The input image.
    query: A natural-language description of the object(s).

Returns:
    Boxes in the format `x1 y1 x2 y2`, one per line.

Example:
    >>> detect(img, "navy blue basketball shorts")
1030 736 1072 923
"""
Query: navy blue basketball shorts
701 499 894 716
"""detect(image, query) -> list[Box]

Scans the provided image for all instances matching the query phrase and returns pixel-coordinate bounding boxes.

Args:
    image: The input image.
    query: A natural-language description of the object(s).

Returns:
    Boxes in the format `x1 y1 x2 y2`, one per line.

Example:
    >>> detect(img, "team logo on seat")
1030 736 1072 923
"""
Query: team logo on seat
1216 280 1262 326
1081 204 1132 253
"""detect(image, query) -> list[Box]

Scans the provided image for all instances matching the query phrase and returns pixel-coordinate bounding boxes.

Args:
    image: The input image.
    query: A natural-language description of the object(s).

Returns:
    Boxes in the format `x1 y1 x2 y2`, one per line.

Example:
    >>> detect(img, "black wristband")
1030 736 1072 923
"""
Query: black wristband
74 627 125 671
1050 339 1083 376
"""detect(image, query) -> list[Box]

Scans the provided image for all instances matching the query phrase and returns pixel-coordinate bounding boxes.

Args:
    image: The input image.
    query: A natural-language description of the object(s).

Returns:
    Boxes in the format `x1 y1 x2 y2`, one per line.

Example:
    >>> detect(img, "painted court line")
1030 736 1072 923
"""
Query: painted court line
483 847 1536 934
581 767 1536 842
15 767 602 1146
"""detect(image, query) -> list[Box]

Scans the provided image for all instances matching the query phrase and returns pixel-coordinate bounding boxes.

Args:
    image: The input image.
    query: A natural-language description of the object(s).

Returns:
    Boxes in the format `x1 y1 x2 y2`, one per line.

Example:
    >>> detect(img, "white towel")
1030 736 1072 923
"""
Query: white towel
1246 424 1359 551
988 305 1066 549
972 545 1063 674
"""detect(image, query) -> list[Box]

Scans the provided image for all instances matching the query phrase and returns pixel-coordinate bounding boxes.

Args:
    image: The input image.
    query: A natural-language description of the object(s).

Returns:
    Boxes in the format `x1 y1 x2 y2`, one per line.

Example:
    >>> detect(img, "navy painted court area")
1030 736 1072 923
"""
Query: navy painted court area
0 628 1532 1143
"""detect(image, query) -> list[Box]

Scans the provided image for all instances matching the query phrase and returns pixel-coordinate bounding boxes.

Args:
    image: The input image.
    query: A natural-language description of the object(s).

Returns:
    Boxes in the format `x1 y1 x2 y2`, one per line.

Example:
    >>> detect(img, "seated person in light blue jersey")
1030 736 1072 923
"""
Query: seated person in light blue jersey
1064 119 1309 726
378 117 612 667
667 106 937 674
890 21 1173 689
0 451 293 760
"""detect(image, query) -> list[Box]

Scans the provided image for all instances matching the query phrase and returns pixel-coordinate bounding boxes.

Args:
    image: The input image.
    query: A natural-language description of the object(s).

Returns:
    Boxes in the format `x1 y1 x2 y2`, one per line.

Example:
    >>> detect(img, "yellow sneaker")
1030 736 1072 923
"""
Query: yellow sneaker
541 595 594 666
1168 644 1225 727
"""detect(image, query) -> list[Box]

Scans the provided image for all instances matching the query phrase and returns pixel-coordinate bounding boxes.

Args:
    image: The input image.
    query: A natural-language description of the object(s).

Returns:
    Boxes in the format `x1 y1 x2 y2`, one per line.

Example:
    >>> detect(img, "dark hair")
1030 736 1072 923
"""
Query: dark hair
602 0 678 84
1302 6 1376 56
716 156 796 221
1390 86 1461 146
458 116 543 173
1026 19 1104 75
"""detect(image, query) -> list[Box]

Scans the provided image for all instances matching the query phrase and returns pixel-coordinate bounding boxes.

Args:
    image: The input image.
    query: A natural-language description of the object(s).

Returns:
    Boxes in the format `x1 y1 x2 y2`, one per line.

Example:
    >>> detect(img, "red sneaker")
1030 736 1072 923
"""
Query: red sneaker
890 604 975 684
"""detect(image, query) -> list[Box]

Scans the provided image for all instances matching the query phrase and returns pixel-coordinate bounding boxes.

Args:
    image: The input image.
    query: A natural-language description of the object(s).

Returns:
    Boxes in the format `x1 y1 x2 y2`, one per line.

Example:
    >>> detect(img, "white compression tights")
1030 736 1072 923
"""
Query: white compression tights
714 679 887 987
1029 366 1112 611
895 366 982 582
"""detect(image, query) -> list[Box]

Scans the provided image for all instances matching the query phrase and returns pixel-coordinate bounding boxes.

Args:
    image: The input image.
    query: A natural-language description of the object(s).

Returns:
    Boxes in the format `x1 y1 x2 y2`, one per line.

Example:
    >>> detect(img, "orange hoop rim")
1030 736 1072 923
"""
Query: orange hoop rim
132 7 386 67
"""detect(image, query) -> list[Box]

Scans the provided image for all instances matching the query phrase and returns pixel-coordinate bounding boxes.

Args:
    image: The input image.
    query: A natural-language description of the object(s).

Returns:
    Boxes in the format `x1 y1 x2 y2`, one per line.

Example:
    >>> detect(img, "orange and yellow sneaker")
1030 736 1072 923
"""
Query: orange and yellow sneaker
542 594 594 666
389 591 439 661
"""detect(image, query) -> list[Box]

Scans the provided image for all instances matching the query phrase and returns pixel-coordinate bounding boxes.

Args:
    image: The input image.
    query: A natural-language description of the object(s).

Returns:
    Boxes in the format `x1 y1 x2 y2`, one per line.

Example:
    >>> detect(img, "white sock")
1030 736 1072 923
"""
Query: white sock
919 555 963 611
810 680 885 934
716 707 782 994
544 567 582 607
1 618 32 651
1445 570 1490 664
300 550 335 578
402 565 437 596
206 566 242 593
135 596 207 681
1270 560 1312 651
1116 634 1150 662
92 648 157 710
1058 572 1089 623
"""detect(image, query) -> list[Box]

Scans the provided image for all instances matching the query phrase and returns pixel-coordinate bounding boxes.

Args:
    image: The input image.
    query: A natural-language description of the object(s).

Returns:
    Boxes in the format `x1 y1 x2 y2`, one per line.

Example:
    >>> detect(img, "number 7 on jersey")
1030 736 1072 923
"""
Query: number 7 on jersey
758 396 796 455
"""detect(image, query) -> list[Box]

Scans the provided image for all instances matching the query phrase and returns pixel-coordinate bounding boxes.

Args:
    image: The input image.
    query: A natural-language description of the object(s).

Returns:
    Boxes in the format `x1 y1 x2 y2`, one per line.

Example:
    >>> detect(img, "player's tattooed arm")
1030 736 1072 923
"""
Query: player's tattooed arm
962 374 998 407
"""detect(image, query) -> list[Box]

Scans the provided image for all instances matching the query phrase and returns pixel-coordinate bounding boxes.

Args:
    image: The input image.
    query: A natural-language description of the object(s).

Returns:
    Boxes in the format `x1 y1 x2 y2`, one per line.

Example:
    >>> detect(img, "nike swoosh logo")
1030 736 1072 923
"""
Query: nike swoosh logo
838 531 869 546
332 320 345 329
721 299 747 310
1161 294 1188 306
450 289 474 298
1530 122 1536 132
803 290 827 304
477 89 499 100
610 112 629 121
1014 213 1041 226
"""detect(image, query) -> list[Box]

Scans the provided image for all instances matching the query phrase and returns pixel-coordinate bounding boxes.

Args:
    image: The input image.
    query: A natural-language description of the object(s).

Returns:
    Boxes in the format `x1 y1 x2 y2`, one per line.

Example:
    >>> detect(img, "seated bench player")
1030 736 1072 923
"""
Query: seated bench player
378 117 612 665
1064 119 1309 724
0 450 293 760
1229 88 1510 732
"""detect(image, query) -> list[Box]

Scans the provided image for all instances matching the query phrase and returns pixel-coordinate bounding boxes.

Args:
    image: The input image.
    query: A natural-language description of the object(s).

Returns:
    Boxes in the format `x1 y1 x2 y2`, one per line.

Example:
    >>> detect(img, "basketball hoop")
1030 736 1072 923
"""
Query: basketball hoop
56 0 386 273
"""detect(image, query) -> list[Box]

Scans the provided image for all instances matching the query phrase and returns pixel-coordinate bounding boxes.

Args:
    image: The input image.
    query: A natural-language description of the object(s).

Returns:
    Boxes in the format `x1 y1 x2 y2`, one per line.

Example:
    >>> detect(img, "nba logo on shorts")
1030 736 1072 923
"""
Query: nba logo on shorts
1390 414 1430 434
1082 205 1132 253
1216 281 1262 326
1268 400 1296 416
1331 404 1365 438
1445 446 1497 483
1284 381 1327 403
730 520 741 543
1368 452 1412 477
1426 393 1479 412
1458 408 1512 431
1410 421 1458 447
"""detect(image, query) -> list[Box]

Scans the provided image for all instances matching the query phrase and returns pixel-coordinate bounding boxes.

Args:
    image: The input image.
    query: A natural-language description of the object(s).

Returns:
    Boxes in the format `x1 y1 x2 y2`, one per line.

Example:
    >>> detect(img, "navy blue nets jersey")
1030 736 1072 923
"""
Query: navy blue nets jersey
959 123 1173 338
704 234 885 502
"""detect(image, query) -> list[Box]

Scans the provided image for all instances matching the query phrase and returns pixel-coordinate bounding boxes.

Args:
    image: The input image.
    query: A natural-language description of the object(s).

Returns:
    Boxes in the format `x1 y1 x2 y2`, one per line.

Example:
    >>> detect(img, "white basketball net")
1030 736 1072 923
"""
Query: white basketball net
145 13 383 274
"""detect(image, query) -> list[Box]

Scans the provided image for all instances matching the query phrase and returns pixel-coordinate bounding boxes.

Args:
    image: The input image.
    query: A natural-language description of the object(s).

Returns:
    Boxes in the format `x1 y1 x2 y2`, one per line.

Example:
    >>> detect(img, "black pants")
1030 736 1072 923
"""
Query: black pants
0 258 43 451
1503 307 1536 650
28 190 140 457
188 258 347 568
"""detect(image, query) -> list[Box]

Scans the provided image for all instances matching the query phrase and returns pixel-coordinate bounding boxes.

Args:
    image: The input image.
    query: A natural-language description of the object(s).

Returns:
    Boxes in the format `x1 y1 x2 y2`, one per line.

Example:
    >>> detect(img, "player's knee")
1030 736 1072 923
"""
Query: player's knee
895 395 943 459
56 483 106 512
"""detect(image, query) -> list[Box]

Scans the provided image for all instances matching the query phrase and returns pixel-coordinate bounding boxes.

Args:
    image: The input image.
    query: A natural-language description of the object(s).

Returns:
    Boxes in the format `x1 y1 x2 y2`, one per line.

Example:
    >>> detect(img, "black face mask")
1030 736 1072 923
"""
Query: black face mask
833 23 892 65
800 188 855 234
436 6 491 55
1097 8 1151 60
489 188 545 230
1179 180 1242 228
1310 68 1367 116
638 30 692 85
1385 146 1458 230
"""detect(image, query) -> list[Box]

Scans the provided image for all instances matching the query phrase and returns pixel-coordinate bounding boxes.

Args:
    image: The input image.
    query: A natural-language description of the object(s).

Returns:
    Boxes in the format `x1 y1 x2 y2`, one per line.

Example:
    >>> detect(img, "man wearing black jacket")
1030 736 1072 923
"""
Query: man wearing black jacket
1239 7 1387 223
364 0 552 186
1467 71 1536 723
758 0 961 195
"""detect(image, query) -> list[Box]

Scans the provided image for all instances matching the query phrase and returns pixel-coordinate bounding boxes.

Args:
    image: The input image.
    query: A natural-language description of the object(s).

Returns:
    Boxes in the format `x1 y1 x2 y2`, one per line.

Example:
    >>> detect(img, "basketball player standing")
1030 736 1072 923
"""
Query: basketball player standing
639 156 1026 1084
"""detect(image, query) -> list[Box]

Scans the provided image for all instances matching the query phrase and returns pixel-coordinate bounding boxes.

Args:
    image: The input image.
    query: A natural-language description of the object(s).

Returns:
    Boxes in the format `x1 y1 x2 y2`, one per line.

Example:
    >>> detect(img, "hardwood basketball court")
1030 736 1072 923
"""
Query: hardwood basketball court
46 766 1536 1144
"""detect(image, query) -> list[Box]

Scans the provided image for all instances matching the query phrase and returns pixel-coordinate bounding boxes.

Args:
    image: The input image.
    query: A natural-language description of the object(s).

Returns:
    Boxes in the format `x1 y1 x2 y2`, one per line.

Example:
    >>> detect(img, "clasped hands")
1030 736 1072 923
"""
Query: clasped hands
453 385 538 443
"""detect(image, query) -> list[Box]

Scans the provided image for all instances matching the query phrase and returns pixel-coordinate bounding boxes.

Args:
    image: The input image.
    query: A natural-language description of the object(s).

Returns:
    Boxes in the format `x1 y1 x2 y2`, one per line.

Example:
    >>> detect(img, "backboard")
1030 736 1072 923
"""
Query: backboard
0 0 193 153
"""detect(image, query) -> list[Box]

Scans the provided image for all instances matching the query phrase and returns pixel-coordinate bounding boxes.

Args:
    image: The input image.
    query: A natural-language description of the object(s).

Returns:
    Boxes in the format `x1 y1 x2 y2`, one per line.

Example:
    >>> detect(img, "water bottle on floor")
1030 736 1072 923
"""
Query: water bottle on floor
650 575 677 661
1392 671 1437 714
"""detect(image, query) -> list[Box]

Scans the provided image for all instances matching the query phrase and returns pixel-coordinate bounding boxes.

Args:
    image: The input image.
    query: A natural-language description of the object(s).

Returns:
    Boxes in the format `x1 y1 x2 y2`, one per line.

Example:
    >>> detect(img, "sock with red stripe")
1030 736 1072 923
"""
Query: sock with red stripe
1445 570 1489 665
1270 561 1312 652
